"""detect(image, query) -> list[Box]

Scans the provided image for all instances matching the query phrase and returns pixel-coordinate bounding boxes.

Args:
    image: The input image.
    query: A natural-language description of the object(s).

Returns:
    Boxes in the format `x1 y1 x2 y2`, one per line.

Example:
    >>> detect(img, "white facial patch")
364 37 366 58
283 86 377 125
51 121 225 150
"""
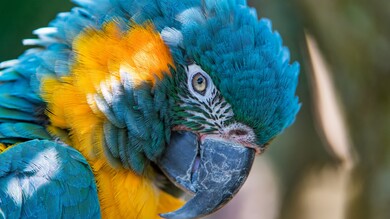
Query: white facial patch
177 64 234 132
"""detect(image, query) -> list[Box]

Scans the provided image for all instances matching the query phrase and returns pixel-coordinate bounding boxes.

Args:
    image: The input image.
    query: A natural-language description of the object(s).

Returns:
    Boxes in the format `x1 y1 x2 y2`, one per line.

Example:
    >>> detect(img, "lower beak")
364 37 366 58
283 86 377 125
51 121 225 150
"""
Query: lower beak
157 131 255 219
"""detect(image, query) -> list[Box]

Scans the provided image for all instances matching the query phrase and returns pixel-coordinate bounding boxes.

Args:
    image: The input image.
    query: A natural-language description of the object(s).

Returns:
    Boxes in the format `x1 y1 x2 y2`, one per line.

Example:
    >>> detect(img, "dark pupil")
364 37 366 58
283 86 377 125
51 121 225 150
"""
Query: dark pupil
197 77 204 85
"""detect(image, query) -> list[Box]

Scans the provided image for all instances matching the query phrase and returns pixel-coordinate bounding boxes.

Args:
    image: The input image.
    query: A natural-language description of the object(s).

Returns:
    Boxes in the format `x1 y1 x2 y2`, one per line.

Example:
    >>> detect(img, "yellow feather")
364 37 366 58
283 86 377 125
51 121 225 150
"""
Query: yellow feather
0 143 6 153
157 191 185 216
41 22 183 218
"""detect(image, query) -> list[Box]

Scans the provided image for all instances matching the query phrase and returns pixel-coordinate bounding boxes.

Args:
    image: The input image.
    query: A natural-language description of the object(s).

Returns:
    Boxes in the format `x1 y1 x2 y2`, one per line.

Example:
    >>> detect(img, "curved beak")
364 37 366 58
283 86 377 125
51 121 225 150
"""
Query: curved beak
157 131 256 219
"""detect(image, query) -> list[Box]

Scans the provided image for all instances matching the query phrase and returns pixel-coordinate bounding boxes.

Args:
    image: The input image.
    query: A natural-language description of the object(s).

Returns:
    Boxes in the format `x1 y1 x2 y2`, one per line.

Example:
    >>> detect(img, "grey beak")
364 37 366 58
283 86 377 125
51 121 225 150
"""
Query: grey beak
157 131 255 219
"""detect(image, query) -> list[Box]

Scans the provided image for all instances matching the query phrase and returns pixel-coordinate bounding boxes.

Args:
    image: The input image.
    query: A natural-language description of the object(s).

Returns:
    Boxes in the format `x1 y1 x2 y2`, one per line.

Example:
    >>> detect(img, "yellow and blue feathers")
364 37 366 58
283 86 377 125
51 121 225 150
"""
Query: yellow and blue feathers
0 0 300 218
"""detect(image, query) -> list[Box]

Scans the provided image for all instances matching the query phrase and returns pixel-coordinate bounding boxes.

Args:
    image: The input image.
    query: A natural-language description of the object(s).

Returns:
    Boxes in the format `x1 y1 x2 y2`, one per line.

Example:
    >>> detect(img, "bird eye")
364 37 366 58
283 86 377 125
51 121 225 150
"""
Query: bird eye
192 73 207 94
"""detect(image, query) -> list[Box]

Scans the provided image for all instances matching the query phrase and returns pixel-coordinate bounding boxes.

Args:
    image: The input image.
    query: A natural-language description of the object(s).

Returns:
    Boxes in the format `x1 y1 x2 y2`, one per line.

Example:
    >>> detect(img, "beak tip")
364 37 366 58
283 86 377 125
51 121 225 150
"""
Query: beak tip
159 213 170 219
159 211 196 219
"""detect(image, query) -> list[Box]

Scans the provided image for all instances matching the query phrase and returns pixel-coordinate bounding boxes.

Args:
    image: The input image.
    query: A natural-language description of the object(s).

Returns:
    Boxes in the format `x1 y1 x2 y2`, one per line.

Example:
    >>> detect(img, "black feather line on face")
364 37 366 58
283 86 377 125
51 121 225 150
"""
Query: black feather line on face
169 64 234 134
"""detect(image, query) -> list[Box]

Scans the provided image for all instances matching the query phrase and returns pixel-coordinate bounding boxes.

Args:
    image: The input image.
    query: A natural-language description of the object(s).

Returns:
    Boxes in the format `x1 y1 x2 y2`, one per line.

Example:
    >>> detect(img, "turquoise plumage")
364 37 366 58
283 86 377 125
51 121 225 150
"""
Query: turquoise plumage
0 0 300 218
0 140 100 218
165 1 300 145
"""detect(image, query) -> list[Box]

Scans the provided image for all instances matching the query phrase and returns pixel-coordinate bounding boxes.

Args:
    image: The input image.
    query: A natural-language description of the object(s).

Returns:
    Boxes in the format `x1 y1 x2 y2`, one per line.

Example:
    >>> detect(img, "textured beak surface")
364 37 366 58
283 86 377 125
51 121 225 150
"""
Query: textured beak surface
158 131 255 219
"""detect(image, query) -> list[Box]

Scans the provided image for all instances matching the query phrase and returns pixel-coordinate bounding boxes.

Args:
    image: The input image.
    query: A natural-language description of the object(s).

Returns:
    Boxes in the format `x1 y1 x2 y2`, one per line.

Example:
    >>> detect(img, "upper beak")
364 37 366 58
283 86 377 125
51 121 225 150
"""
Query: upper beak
157 131 256 219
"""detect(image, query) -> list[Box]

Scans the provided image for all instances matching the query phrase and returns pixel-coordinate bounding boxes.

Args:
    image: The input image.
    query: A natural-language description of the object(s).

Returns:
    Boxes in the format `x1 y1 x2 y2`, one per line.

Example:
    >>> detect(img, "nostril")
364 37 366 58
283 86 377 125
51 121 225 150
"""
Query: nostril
228 129 248 136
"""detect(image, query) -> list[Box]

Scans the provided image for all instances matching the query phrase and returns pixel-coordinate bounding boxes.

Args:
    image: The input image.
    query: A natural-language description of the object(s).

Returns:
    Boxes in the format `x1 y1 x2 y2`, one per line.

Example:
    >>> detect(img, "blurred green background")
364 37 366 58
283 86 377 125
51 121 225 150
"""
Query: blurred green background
0 0 389 218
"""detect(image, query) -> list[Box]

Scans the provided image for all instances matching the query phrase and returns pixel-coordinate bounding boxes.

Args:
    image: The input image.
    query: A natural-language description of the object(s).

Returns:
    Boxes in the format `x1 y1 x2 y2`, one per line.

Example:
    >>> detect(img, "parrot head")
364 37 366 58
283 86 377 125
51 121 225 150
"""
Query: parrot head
153 2 300 218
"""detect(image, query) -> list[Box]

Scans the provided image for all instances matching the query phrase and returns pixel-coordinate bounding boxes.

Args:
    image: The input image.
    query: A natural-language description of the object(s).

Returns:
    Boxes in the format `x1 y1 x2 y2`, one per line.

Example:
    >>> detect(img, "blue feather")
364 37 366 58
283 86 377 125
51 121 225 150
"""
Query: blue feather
0 140 100 218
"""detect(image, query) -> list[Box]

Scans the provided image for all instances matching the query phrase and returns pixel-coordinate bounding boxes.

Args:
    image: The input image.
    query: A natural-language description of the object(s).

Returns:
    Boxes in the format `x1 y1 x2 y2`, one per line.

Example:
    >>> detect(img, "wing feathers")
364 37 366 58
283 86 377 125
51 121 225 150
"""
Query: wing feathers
0 140 100 218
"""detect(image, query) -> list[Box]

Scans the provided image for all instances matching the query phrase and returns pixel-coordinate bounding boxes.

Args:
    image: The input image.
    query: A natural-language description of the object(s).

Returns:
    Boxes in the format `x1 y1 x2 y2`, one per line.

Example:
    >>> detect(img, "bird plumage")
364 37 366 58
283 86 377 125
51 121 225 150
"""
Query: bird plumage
0 140 100 218
0 0 300 218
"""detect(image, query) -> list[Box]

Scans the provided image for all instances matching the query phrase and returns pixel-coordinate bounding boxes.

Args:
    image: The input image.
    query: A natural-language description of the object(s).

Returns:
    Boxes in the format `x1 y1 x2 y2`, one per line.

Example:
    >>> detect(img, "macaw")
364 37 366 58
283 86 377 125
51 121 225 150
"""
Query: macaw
0 0 300 218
